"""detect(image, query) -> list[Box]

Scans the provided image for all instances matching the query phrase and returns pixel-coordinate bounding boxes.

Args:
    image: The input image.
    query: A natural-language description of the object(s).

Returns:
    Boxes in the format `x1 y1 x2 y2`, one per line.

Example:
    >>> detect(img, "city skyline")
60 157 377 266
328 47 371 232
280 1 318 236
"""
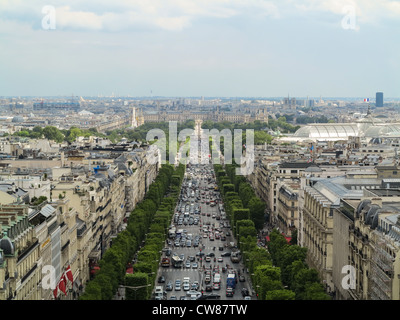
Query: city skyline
0 0 399 97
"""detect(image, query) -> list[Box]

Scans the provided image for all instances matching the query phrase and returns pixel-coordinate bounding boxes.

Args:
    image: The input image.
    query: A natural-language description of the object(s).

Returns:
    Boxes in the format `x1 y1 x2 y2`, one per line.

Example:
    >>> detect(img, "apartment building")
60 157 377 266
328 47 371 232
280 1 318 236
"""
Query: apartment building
0 204 40 300
276 179 300 237
0 142 159 300
340 191 400 300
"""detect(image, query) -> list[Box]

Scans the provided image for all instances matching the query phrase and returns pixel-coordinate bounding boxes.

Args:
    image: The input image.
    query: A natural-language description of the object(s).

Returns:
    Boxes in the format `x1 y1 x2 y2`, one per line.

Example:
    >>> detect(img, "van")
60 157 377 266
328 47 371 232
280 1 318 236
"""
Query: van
154 286 164 300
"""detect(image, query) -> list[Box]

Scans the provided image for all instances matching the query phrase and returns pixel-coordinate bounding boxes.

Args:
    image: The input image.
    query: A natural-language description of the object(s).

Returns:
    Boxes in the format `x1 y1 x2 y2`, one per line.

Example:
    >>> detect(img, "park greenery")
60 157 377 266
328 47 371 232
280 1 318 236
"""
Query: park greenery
11 120 196 146
12 125 106 143
214 162 331 300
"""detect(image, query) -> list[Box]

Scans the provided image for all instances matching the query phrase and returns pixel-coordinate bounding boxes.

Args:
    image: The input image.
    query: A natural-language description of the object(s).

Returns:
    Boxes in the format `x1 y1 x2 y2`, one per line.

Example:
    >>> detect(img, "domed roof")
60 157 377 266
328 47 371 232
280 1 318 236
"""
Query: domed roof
0 236 14 255
292 124 358 140
363 124 400 138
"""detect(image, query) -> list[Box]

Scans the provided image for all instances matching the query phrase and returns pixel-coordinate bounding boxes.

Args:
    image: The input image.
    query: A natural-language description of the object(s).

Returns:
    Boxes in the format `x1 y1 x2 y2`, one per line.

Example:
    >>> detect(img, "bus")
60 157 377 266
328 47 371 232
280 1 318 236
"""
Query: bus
176 229 184 238
168 227 176 239
171 254 183 268
226 273 236 289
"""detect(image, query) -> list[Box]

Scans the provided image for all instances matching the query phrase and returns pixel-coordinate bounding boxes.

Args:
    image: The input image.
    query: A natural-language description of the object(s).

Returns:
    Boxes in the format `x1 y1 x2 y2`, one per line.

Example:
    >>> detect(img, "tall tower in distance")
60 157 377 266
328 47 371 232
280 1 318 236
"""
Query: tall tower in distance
376 92 384 107
131 106 138 128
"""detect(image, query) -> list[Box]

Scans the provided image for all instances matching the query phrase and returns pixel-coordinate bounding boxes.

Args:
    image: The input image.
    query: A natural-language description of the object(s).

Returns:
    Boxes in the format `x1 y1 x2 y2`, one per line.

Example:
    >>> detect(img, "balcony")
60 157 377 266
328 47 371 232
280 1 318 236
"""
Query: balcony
17 239 39 263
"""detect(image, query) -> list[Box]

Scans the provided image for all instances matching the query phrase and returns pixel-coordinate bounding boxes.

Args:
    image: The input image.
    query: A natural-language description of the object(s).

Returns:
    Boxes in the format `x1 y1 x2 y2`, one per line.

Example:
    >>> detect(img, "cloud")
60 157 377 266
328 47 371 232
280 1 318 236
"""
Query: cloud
0 0 280 32
291 0 400 25
0 0 398 33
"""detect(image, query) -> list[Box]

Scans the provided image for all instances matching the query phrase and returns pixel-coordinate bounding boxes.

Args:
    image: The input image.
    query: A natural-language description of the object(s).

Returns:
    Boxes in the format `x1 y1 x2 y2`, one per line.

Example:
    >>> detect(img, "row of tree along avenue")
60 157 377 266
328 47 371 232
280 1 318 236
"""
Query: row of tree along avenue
214 162 330 300
79 163 185 300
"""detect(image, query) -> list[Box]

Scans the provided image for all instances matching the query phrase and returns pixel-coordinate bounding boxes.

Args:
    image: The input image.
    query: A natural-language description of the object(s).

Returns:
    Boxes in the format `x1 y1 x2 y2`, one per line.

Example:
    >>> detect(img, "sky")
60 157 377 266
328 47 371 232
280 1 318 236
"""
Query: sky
0 0 399 98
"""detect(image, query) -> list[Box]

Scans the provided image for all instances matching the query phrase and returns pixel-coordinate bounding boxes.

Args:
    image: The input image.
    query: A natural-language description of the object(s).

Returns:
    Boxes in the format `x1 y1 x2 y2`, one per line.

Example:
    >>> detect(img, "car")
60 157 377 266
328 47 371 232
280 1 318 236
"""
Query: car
191 281 199 290
221 252 231 257
197 293 221 300
158 276 166 283
192 262 198 269
175 279 181 291
205 276 211 284
207 252 215 257
185 261 191 268
196 251 205 257
205 285 213 292
179 295 187 300
213 283 220 290
241 288 249 297
219 246 224 251
166 281 173 291
226 287 234 297
169 295 177 300
239 275 245 282
205 256 211 262
183 283 190 291
218 257 223 262
186 290 201 297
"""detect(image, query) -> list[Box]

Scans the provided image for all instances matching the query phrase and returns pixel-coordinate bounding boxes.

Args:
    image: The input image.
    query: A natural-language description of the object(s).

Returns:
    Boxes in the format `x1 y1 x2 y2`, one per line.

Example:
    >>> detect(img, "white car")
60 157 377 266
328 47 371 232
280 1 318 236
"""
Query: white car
186 290 202 298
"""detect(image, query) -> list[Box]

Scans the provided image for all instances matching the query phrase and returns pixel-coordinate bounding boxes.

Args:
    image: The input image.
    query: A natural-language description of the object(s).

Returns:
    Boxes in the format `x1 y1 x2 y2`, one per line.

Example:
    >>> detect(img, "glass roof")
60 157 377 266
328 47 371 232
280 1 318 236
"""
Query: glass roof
293 124 358 138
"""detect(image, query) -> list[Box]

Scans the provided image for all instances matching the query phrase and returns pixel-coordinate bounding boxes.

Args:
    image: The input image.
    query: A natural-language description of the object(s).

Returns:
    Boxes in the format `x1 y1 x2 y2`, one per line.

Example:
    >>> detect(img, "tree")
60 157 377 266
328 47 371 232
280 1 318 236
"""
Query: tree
275 245 308 286
291 267 325 300
222 184 235 195
43 126 64 143
79 281 102 300
265 289 295 300
302 282 331 300
125 273 149 300
238 182 254 207
248 197 266 230
267 230 288 265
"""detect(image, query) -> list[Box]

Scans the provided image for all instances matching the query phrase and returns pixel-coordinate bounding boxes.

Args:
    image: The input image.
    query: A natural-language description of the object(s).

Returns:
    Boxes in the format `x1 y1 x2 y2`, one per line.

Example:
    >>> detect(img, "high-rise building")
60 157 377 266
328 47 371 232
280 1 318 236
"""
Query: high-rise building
376 92 384 107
